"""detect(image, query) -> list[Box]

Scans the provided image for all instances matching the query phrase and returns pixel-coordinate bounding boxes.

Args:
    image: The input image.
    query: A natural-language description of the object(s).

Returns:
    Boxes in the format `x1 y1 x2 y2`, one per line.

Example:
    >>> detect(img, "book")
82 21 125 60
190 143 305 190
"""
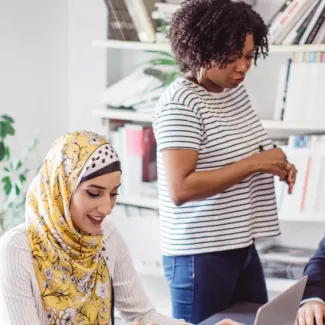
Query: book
104 0 140 41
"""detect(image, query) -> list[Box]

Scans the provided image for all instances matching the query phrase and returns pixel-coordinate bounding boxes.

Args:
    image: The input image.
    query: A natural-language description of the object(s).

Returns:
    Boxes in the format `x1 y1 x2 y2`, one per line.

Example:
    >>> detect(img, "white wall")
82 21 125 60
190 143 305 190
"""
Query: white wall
68 0 108 133
0 0 69 158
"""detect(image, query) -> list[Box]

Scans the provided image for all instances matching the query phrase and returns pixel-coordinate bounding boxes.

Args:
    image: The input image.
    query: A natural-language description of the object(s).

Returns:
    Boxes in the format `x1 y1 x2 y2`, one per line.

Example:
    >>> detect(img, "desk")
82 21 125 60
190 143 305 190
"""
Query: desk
199 302 262 325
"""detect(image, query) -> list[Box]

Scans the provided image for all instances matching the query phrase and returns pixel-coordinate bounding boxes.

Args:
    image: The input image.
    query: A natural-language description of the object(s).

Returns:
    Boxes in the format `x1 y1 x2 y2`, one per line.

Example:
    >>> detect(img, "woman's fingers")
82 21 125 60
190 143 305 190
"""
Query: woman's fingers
215 318 244 325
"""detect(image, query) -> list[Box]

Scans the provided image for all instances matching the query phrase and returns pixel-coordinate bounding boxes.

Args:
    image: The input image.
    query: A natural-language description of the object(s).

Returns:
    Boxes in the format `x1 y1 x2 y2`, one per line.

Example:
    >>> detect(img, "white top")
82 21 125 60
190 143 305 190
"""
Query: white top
153 78 280 256
0 222 184 325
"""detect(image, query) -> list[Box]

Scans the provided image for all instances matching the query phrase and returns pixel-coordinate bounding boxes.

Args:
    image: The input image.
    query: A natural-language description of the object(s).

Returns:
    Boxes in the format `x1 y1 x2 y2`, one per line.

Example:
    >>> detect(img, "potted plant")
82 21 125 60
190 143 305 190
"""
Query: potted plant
0 115 39 233
143 50 181 88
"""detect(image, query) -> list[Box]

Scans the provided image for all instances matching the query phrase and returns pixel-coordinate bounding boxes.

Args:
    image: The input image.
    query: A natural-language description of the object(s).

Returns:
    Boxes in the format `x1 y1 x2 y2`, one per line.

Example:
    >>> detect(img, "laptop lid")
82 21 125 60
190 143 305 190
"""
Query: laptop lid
198 276 308 325
254 276 308 325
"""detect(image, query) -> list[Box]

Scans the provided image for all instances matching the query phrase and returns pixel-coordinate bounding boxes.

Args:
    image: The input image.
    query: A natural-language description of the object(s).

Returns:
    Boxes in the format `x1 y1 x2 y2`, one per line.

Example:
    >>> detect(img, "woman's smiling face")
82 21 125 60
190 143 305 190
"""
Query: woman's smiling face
69 171 121 235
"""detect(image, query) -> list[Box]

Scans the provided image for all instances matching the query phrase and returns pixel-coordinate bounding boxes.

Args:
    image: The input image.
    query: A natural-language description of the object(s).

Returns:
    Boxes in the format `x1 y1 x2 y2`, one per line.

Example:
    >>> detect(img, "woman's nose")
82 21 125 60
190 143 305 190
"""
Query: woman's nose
236 59 250 73
97 201 112 217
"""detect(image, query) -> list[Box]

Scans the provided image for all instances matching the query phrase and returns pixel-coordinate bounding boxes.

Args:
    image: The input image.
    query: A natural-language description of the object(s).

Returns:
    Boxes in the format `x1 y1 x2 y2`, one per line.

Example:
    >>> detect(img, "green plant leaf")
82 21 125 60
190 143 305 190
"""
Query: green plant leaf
15 184 20 195
16 160 22 171
147 58 178 66
4 167 10 172
19 174 27 184
0 141 5 161
165 71 182 85
2 176 12 195
158 18 169 37
5 123 15 136
0 122 6 138
144 50 175 58
4 146 10 160
0 121 15 138
1 115 14 124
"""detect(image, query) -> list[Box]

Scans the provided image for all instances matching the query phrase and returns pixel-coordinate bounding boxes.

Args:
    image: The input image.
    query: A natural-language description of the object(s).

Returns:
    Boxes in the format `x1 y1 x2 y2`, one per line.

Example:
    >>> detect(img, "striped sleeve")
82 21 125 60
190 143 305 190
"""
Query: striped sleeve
0 231 42 325
153 103 204 152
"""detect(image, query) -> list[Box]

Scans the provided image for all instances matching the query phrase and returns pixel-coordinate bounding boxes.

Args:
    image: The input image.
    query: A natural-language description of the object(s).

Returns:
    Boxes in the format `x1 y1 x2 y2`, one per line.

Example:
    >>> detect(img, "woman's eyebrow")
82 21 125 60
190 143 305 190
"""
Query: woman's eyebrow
87 184 106 190
113 184 122 190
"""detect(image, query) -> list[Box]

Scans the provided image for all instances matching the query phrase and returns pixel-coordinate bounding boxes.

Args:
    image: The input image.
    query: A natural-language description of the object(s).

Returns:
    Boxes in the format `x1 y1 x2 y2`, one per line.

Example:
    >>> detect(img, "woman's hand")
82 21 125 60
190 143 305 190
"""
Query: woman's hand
286 163 297 194
294 301 325 325
215 318 244 325
248 148 290 181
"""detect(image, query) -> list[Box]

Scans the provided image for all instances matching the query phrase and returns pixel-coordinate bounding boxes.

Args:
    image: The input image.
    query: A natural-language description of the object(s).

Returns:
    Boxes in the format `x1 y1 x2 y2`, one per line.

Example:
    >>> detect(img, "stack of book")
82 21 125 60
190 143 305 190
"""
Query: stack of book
275 135 325 221
103 0 157 42
268 0 325 45
103 0 257 44
273 51 325 123
110 124 158 198
100 68 165 113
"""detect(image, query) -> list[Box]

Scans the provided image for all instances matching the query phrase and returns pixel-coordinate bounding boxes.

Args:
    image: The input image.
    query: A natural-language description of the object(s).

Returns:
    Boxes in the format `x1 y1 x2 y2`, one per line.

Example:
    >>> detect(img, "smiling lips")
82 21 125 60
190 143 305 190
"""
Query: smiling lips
87 214 105 225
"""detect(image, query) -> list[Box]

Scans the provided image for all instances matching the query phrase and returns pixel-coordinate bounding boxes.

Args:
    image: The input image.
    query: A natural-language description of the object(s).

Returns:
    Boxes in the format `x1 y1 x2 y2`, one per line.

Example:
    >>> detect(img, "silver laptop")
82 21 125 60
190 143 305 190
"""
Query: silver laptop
199 276 308 325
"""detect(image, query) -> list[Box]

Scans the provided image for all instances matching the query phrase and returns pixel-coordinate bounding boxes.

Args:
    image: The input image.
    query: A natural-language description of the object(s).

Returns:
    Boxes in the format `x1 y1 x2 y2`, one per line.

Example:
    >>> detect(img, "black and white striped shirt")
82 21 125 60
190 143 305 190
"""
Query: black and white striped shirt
153 77 280 256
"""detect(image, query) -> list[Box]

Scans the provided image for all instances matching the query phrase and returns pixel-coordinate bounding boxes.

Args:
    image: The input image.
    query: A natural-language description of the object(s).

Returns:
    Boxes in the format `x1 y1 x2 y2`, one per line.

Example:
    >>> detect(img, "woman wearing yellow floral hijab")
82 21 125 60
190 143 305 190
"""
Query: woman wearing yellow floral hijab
0 130 241 325
26 130 119 325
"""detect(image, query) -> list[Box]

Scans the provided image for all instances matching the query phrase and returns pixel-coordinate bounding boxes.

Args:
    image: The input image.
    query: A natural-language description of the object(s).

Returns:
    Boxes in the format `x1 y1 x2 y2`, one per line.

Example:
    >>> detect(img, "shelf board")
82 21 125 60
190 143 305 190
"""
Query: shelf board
261 120 325 132
93 109 325 132
279 213 325 223
117 195 159 209
92 40 171 51
92 40 325 53
93 108 152 123
270 44 325 53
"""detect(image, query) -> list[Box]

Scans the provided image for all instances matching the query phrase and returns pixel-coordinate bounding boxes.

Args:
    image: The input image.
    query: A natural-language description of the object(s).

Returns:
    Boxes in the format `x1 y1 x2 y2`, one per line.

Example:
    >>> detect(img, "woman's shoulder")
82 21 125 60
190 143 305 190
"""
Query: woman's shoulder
0 223 31 267
156 77 204 109
0 223 29 251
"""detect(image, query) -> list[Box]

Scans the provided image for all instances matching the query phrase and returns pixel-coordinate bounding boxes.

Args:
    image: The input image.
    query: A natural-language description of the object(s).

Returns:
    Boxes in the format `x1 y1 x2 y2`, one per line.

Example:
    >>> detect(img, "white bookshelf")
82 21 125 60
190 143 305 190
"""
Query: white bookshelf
93 108 325 133
279 213 325 223
117 195 158 209
92 40 171 51
117 194 324 222
92 40 325 53
93 108 152 123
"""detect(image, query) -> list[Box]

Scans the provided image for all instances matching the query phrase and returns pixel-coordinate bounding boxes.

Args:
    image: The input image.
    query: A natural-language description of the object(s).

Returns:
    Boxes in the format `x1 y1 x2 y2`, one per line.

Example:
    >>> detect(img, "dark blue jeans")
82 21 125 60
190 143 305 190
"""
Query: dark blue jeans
163 244 268 324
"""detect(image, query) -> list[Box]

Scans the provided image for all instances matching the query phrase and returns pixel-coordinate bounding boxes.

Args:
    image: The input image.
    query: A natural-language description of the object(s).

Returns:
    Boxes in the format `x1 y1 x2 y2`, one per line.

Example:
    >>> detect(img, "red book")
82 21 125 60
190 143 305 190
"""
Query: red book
142 127 157 182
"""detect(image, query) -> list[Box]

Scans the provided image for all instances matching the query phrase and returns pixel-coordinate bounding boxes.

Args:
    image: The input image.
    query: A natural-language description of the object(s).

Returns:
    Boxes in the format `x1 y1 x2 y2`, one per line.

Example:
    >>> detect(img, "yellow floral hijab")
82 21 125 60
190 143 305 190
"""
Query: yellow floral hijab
26 131 120 325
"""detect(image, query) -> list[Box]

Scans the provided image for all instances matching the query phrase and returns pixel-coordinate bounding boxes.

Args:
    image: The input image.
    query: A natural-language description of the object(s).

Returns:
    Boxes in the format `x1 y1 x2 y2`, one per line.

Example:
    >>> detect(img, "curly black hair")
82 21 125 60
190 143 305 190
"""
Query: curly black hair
170 0 268 74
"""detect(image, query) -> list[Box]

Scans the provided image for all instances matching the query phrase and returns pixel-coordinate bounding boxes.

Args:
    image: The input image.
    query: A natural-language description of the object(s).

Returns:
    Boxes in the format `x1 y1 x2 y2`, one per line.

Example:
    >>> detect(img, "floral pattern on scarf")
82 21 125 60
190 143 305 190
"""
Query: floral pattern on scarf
26 131 112 325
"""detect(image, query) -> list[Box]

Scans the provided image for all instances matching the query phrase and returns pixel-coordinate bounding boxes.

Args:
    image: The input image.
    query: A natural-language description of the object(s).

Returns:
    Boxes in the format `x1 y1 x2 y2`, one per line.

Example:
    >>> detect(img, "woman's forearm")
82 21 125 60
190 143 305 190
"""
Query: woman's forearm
170 157 259 206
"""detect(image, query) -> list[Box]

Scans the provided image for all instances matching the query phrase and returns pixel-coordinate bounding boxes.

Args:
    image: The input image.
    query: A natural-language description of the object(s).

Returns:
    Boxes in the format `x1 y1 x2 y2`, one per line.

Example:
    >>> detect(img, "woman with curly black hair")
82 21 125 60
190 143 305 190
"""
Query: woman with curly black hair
153 0 297 323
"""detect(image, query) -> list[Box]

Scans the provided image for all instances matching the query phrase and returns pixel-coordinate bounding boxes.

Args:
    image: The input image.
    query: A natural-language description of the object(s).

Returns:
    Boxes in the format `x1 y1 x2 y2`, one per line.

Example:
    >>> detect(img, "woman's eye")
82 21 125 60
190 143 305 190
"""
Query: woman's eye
111 192 119 197
227 57 237 63
86 190 100 198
